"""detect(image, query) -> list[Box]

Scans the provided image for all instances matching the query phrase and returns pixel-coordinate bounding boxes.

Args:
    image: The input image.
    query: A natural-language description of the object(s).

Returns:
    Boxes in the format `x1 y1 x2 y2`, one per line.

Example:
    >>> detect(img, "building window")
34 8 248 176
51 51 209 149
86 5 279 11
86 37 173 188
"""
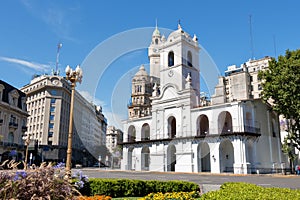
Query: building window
51 90 57 95
49 123 54 129
8 132 14 143
258 84 262 90
51 98 56 104
48 132 53 137
187 51 192 67
50 115 54 121
168 51 174 67
50 106 55 112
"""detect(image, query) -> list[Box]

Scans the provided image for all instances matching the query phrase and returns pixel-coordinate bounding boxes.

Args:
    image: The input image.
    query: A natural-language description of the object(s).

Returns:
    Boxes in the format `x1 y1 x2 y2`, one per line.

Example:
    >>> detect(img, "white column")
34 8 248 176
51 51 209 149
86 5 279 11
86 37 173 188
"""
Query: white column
209 142 220 173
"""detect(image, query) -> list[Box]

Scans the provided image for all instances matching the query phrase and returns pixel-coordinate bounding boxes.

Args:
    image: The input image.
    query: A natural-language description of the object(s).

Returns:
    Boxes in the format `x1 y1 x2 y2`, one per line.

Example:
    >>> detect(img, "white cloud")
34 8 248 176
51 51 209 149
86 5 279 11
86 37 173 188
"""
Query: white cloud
0 56 51 72
77 90 106 107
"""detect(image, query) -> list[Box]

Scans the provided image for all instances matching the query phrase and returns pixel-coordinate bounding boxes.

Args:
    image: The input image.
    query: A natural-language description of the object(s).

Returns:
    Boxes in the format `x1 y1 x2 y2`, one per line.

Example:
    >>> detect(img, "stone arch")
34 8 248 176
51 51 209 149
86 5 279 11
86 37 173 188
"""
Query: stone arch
127 147 134 170
219 139 234 173
141 146 150 171
141 123 150 141
197 142 211 172
168 116 176 138
128 125 136 142
218 111 232 134
197 114 209 136
167 144 176 171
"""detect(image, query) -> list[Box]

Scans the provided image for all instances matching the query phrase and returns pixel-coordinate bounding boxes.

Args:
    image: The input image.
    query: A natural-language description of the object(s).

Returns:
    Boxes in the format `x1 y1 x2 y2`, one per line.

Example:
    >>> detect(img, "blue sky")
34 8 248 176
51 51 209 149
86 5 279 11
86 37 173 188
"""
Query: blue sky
1 0 300 128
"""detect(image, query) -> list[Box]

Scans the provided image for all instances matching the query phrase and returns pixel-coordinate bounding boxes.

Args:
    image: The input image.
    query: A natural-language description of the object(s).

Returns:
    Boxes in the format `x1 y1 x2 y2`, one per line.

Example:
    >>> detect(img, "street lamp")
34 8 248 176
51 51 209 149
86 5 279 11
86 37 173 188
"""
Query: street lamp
65 65 83 179
22 132 31 170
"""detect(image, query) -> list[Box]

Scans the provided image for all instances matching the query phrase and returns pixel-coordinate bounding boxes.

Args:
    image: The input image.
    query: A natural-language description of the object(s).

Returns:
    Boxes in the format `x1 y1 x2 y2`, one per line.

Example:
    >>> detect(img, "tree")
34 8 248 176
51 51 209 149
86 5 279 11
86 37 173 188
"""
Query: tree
259 49 300 163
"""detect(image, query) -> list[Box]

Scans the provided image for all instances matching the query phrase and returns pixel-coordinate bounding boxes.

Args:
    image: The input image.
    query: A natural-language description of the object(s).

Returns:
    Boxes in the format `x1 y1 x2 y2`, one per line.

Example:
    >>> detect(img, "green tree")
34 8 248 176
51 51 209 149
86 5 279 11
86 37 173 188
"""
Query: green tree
259 49 300 165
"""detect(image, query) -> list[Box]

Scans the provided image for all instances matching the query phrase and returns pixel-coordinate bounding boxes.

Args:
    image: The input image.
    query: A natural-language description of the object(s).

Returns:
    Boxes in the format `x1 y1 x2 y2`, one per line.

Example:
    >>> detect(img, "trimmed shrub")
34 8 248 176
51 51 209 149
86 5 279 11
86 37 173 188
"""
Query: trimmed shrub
201 182 300 200
82 178 200 198
141 191 200 200
76 195 112 200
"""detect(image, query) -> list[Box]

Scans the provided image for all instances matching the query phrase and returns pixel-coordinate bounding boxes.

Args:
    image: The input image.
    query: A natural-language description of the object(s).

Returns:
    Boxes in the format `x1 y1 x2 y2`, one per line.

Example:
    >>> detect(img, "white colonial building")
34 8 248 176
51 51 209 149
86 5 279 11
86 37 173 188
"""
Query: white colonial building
120 24 285 174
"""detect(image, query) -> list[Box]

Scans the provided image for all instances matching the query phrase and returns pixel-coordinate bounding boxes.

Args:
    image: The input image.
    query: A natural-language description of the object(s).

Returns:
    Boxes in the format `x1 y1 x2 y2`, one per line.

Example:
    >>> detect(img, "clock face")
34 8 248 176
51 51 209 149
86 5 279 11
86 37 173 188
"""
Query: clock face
168 69 174 77
52 79 59 85
153 48 159 53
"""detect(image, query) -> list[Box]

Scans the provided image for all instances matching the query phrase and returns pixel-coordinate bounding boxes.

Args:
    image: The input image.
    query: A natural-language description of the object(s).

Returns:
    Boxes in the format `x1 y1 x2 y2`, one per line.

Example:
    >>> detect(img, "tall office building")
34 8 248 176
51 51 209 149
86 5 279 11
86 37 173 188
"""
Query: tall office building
21 74 107 166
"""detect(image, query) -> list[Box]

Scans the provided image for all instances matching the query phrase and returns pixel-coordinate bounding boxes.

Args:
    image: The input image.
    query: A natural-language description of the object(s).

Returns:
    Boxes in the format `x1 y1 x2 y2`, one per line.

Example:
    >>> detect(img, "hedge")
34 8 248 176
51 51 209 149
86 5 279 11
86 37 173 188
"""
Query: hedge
79 178 200 198
201 182 300 200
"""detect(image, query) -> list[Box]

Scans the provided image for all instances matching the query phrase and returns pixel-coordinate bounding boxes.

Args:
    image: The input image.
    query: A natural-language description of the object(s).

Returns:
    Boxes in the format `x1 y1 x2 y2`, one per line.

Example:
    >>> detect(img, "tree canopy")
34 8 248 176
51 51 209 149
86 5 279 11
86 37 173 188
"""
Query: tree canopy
259 49 300 151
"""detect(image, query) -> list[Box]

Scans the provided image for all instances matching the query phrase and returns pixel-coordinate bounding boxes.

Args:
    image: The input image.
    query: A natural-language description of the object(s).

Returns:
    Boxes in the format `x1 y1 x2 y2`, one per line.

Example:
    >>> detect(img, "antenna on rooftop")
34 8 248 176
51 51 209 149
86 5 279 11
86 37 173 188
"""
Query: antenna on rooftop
249 15 254 60
55 42 62 75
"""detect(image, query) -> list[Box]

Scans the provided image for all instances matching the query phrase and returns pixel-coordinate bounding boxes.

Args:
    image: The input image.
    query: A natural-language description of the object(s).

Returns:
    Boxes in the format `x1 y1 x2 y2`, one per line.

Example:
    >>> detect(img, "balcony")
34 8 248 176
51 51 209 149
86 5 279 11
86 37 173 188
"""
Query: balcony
9 122 18 130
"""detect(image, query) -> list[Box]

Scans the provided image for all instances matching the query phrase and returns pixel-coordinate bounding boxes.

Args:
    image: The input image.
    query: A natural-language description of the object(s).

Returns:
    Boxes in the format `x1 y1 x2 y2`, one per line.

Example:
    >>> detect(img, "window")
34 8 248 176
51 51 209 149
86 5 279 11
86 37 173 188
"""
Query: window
155 38 158 45
50 106 55 112
8 132 14 143
48 132 53 137
168 51 174 67
258 84 262 90
51 90 57 95
51 98 56 104
49 123 54 129
187 51 192 67
50 115 54 121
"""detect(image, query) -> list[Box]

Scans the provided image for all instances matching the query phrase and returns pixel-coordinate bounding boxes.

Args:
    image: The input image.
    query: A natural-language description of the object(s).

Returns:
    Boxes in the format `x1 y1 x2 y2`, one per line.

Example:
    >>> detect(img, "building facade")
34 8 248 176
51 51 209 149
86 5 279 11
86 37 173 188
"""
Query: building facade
21 74 107 166
120 24 284 174
106 125 123 168
0 80 28 162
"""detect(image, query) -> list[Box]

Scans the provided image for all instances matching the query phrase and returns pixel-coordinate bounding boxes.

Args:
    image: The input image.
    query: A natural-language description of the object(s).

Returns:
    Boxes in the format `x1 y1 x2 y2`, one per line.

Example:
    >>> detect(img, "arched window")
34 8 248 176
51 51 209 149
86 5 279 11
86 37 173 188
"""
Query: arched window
168 51 174 67
155 38 158 45
141 123 150 141
197 115 209 136
168 116 176 138
218 111 233 134
128 125 136 142
187 51 192 67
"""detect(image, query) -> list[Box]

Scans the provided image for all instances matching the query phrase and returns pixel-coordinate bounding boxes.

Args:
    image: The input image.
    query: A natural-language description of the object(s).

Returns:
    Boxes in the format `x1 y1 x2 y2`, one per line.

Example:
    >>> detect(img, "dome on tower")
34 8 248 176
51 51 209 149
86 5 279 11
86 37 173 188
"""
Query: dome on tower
152 26 161 37
167 22 195 42
133 65 149 81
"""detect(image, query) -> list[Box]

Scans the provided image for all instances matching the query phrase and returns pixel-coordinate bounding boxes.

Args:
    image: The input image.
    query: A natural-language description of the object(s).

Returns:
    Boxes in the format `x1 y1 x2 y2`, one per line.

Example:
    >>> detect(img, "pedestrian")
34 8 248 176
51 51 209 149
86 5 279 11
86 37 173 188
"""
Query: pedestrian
298 165 300 175
295 165 298 175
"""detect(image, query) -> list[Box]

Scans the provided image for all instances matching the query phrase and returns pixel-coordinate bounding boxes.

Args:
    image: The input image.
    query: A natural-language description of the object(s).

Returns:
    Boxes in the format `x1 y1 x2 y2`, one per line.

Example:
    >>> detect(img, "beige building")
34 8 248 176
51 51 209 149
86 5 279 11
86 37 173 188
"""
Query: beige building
21 74 107 166
0 80 28 162
106 125 123 153
211 56 271 104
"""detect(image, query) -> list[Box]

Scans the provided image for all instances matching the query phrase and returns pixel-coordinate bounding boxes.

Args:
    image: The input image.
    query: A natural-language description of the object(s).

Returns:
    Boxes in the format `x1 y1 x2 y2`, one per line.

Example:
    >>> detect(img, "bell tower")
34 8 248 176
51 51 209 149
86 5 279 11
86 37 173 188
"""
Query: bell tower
158 23 200 93
148 23 162 79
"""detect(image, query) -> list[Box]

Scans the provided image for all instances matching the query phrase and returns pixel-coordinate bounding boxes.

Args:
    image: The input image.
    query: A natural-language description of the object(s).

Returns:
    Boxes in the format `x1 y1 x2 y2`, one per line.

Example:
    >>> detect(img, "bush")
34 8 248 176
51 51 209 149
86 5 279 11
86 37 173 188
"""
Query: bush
76 195 112 200
83 179 200 198
0 162 78 199
201 182 300 200
141 191 200 200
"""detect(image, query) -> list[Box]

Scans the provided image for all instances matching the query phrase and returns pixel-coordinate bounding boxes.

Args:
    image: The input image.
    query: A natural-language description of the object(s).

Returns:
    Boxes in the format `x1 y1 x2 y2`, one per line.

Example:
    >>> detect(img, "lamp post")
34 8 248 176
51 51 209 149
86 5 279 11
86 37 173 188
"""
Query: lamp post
23 133 31 170
65 65 83 179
